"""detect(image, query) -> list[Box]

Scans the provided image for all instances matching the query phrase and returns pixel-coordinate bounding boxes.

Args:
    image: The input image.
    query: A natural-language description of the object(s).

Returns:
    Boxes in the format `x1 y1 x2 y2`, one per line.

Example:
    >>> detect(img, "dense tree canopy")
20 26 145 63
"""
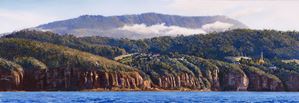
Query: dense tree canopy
0 38 135 72
5 30 127 59
79 29 299 60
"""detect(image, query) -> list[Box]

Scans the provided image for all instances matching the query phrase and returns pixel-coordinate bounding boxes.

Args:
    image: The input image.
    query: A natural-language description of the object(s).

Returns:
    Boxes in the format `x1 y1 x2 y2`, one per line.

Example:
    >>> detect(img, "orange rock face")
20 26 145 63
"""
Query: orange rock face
0 63 297 91
0 68 23 91
219 69 249 91
33 68 151 90
156 73 203 90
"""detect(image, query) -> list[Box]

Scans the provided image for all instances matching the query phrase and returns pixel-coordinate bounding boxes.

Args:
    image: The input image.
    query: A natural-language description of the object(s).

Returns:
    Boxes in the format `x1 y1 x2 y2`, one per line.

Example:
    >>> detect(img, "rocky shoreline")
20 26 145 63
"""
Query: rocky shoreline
1 56 299 92
1 65 298 92
0 33 298 92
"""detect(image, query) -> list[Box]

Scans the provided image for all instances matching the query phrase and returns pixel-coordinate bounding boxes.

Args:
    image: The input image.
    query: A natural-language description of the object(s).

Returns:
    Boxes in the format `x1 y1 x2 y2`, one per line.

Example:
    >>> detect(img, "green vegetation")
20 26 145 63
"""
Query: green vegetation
14 57 47 70
272 59 299 73
79 29 299 60
243 66 281 81
0 38 135 72
1 29 298 91
6 30 126 59
8 29 298 61
0 58 23 73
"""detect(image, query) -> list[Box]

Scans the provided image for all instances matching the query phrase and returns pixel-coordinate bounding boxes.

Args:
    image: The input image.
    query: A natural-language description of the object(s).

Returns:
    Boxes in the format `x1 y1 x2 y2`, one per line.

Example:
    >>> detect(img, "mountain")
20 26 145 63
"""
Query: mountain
0 33 9 37
36 13 247 39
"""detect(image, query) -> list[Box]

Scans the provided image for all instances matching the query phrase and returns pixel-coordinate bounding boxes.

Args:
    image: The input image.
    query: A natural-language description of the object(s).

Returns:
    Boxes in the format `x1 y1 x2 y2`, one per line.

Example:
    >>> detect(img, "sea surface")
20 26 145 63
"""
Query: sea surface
0 92 298 103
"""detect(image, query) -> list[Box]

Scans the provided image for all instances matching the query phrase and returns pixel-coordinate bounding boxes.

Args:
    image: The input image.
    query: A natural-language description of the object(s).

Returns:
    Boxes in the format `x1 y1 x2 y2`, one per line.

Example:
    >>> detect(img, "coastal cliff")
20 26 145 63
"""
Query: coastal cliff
119 54 299 91
0 65 151 91
242 66 284 91
0 29 298 91
0 58 23 91
1 53 299 91
44 70 150 90
0 39 150 91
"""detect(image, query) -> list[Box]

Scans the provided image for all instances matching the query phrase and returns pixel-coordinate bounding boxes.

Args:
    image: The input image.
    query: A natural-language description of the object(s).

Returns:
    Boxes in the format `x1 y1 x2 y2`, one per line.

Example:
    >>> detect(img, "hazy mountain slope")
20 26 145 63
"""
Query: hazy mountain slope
37 13 247 39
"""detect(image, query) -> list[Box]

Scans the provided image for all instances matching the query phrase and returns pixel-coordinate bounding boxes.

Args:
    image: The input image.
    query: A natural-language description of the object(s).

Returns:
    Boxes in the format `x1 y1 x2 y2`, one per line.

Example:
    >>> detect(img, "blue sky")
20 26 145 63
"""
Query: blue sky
1 0 299 33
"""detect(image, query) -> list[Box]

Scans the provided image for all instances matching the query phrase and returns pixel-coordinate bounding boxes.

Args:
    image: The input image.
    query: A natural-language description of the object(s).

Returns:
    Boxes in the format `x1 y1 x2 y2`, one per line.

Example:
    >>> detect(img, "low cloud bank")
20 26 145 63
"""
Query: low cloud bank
118 21 234 36
202 21 234 32
119 23 206 36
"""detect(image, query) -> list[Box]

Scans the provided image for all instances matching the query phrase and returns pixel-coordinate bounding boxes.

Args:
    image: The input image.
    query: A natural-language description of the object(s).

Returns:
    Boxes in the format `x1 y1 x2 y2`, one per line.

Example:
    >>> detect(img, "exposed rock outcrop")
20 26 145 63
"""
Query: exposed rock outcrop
214 62 249 91
178 56 220 90
242 66 284 91
0 58 23 91
220 69 249 91
44 68 150 90
14 57 47 90
0 67 150 91
0 39 151 91
0 53 298 91
156 73 203 90
196 61 221 91
275 70 299 91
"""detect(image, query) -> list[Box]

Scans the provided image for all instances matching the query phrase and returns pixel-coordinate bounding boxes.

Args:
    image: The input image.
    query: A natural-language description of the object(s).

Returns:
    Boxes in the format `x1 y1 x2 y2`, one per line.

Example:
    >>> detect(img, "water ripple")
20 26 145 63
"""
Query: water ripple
0 92 298 103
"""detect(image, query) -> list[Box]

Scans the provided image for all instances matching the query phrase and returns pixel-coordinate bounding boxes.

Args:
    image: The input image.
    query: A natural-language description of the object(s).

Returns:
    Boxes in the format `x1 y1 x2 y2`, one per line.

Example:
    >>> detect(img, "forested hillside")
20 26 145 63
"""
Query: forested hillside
0 38 150 91
0 29 298 91
79 29 299 60
5 30 126 59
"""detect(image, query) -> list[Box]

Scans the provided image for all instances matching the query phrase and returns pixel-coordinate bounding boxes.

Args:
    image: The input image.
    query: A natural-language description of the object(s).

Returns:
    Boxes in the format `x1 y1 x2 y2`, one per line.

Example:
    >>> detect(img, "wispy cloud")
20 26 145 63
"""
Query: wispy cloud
167 0 299 31
202 21 233 32
119 23 206 36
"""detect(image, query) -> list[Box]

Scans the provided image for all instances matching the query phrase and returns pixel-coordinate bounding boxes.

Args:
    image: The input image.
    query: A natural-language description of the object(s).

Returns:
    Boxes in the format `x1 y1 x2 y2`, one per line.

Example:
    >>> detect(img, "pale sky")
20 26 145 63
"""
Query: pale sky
1 0 299 33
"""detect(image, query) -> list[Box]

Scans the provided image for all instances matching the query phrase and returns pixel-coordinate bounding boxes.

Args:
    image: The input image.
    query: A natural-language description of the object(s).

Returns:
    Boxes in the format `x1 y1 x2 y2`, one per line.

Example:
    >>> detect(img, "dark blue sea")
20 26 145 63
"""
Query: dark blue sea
0 92 299 103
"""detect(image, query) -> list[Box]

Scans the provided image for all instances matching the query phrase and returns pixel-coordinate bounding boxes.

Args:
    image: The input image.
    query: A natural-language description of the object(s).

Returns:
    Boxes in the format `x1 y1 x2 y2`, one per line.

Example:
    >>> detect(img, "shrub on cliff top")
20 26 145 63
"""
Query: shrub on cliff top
5 30 127 59
14 57 47 70
0 58 23 73
243 66 281 81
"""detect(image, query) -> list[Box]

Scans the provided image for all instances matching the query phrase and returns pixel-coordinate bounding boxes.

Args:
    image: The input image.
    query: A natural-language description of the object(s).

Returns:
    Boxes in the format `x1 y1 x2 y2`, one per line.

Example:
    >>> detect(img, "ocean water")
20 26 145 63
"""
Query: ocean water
0 92 298 103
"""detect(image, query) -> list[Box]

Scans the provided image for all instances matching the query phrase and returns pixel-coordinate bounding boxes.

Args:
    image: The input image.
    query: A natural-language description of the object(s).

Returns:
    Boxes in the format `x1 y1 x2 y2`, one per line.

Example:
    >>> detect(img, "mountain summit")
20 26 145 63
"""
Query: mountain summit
37 13 247 39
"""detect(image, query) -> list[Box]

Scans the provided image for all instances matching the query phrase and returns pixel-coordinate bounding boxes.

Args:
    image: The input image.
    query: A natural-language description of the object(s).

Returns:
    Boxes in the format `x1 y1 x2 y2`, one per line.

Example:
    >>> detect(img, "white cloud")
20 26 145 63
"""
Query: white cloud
119 23 207 36
2 0 299 33
0 9 58 33
202 21 233 32
118 21 235 36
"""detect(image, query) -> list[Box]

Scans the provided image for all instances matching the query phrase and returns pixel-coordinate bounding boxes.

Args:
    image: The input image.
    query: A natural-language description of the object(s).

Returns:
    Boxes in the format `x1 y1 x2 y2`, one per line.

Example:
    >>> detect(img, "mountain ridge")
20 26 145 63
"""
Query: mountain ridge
37 12 247 39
